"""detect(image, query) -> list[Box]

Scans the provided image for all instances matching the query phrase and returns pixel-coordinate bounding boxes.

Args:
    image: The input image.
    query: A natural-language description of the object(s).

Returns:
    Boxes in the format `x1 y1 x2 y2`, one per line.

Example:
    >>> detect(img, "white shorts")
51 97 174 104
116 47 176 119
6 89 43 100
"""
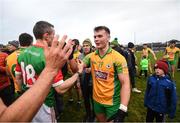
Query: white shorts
32 103 56 122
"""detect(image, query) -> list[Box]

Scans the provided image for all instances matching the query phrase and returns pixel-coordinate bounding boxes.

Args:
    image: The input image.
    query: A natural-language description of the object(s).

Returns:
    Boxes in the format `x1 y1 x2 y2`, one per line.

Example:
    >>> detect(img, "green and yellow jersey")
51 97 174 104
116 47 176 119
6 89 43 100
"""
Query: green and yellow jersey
83 47 128 105
73 50 81 60
6 48 26 92
165 47 180 61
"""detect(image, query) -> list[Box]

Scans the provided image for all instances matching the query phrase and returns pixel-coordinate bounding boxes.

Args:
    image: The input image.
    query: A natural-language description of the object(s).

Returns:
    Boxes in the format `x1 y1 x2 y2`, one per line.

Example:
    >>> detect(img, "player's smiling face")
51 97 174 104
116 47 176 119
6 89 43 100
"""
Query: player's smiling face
94 29 110 50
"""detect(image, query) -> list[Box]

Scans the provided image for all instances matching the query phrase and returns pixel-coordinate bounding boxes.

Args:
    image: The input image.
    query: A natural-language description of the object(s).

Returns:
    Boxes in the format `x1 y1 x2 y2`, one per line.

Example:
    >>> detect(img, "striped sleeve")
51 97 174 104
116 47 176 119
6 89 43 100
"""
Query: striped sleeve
52 70 64 87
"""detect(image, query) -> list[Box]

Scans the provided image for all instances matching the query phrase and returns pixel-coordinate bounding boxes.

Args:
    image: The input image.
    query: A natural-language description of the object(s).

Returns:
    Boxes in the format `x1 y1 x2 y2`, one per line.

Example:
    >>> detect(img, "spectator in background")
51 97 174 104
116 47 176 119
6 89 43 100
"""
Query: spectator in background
141 43 157 74
54 38 79 120
126 42 141 93
164 40 180 78
139 55 149 78
144 60 177 122
5 40 20 99
79 38 95 122
7 40 19 55
111 40 141 93
0 51 14 106
110 37 125 56
6 33 33 99
0 40 19 106
67 39 82 110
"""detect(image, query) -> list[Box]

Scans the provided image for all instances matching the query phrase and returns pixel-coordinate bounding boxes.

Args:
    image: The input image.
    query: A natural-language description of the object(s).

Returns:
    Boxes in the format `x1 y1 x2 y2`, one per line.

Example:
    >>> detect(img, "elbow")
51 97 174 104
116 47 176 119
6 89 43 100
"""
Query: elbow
56 89 64 94
56 87 67 94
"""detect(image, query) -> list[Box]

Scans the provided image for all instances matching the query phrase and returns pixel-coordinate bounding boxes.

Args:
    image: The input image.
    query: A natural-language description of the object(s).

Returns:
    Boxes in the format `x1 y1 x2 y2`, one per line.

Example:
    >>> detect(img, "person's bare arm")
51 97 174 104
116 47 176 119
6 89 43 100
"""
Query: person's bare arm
0 35 72 122
118 73 131 107
107 73 130 122
164 48 168 55
69 59 78 73
149 49 157 60
15 74 23 90
55 59 84 94
0 67 58 121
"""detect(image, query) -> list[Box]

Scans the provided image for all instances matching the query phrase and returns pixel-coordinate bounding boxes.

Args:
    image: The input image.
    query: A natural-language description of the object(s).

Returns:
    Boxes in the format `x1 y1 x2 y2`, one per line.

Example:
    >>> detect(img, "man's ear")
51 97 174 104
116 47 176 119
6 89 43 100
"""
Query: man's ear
107 35 111 41
43 33 49 41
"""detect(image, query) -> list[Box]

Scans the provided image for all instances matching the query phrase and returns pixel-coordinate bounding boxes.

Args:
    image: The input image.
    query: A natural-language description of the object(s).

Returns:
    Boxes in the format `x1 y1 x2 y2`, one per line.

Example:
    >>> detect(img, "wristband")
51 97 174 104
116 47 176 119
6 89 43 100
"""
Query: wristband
119 104 127 112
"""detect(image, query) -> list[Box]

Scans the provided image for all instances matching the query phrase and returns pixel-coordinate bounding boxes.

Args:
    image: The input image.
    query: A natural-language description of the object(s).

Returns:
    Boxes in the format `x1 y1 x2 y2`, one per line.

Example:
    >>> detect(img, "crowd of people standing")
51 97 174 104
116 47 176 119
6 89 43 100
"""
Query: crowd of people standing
0 20 179 122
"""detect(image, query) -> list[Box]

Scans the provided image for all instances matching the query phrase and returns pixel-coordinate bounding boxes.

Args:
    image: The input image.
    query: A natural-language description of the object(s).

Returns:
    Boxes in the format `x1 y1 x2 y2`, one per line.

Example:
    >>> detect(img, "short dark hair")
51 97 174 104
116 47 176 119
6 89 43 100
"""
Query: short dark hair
143 55 147 59
128 42 135 48
72 39 79 46
19 33 33 46
33 21 54 40
169 39 177 44
94 26 110 35
143 43 148 46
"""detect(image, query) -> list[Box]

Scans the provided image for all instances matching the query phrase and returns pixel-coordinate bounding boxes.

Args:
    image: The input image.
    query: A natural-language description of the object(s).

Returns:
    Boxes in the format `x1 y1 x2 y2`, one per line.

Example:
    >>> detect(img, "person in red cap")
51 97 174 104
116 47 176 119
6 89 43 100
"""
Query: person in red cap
144 60 177 122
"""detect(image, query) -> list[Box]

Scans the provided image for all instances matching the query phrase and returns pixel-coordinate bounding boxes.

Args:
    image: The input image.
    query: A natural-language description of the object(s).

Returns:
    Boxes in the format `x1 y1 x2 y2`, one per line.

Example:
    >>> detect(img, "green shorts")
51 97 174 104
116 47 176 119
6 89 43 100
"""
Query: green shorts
93 100 119 119
169 60 176 65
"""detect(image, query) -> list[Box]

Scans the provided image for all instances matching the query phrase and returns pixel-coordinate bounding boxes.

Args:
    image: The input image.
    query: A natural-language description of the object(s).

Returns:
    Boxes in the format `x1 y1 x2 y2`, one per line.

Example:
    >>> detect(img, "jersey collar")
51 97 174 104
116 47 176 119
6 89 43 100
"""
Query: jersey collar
95 47 112 58
33 43 44 48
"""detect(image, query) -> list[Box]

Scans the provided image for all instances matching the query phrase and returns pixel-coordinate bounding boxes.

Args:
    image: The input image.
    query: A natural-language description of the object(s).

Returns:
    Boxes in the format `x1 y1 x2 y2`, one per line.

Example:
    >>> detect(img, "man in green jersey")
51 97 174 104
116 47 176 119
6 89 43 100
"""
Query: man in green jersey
15 21 83 122
0 33 74 122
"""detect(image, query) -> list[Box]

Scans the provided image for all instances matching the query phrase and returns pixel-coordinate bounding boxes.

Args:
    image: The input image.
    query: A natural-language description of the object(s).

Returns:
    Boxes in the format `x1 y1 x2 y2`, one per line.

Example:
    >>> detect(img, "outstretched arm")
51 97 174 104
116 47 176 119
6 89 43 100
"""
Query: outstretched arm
0 35 72 122
149 49 157 60
55 59 84 94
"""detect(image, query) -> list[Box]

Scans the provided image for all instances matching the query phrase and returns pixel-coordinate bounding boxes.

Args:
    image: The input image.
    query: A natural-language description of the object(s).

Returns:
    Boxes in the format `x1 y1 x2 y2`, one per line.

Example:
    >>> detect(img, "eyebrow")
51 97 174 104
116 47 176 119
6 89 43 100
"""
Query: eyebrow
83 44 89 46
94 34 103 38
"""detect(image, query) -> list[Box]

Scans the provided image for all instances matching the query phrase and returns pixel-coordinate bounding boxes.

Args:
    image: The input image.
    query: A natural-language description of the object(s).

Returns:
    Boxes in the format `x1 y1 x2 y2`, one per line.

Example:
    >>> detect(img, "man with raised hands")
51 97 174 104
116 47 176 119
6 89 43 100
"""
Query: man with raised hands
15 21 83 122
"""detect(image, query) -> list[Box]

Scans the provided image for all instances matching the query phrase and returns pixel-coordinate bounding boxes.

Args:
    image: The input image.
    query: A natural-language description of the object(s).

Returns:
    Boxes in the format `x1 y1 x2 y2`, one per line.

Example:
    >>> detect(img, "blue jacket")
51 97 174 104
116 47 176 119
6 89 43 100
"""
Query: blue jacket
144 75 177 118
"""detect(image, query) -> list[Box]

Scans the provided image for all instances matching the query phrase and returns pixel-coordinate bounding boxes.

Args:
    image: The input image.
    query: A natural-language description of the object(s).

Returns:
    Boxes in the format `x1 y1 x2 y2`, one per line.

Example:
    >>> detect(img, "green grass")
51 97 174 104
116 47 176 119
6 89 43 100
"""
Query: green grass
59 51 180 122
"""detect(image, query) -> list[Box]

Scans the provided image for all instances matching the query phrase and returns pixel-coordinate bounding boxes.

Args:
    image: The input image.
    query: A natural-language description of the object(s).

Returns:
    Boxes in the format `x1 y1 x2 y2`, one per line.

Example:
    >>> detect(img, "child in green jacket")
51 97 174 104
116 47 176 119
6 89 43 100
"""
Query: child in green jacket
140 55 149 77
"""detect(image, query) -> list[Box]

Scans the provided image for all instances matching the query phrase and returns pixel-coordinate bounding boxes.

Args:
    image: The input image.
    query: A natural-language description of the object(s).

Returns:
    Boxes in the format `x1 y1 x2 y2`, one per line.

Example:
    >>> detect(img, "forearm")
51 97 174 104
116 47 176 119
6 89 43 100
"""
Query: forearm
120 74 131 106
56 73 79 94
0 67 56 122
69 59 78 73
151 52 156 59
